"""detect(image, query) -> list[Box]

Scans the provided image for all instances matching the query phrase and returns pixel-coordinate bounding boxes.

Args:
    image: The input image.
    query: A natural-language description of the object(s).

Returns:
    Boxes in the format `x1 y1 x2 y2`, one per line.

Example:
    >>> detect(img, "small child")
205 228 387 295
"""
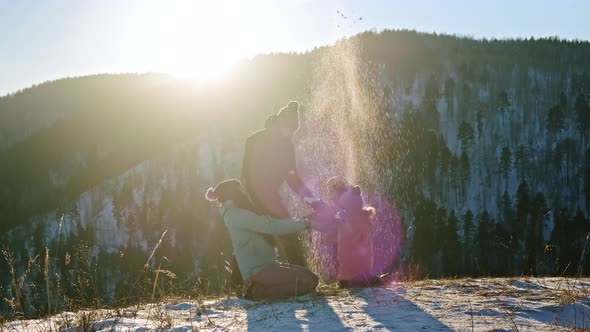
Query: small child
325 176 379 288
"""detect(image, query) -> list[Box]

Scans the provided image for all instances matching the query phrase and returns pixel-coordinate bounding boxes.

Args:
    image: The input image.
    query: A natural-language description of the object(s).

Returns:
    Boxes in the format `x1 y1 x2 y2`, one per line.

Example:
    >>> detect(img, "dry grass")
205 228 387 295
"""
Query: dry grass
76 310 99 332
0 227 244 331
2 227 589 331
558 288 578 305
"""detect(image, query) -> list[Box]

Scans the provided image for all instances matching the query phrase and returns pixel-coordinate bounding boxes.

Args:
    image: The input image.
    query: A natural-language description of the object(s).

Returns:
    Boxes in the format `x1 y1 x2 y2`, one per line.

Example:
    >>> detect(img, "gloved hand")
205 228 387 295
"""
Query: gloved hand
335 209 348 222
306 214 338 233
303 196 321 204
303 196 327 211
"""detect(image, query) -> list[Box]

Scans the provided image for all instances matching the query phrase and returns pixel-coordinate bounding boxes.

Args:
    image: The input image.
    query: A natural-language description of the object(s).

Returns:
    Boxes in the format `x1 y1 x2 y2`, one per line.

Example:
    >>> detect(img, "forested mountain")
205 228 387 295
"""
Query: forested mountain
2 30 590 317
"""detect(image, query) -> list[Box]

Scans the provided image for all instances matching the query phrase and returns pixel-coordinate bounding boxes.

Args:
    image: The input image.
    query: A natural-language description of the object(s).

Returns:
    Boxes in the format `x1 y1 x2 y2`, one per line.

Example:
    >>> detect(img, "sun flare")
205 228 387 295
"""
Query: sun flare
129 0 265 81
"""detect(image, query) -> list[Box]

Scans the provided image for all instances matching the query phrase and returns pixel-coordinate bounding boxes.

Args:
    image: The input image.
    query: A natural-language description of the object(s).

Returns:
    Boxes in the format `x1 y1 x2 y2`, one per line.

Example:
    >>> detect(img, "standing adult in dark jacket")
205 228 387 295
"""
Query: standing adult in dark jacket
241 101 316 265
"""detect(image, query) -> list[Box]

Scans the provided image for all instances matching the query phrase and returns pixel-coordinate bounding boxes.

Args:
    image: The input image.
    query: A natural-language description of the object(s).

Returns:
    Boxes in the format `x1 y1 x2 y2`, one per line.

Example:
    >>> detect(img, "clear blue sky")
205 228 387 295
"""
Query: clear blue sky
1 0 588 96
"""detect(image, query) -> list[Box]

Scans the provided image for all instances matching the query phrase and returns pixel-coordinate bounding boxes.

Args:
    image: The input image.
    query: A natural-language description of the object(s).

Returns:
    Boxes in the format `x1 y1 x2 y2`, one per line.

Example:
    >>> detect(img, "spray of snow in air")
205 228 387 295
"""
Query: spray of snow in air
295 13 403 281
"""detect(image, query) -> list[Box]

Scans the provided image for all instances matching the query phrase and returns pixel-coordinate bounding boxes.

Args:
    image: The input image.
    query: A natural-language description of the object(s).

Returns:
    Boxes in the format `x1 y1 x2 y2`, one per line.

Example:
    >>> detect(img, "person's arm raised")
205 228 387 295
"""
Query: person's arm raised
284 141 315 199
225 207 307 236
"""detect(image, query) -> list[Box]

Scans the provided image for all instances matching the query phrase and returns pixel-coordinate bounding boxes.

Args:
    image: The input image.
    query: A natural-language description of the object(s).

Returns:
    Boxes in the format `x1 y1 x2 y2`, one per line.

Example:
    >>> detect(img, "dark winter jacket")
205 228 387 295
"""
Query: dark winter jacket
241 128 311 218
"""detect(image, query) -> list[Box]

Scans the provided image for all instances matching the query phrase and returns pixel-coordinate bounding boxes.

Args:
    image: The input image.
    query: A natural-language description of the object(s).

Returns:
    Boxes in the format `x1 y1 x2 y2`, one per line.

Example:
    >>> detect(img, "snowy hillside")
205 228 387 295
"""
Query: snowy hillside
4 278 589 331
2 31 590 319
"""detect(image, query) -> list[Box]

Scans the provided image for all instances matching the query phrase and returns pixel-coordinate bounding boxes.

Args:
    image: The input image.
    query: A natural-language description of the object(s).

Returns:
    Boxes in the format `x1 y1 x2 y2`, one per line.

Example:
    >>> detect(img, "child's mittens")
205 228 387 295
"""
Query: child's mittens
304 197 328 211
303 196 320 204
303 196 321 206
308 209 341 232
307 217 338 232
335 210 348 223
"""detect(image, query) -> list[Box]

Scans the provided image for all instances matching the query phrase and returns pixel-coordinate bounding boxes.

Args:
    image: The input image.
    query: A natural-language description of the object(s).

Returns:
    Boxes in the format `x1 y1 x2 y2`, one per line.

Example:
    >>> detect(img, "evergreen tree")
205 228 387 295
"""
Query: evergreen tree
423 74 440 131
437 136 452 202
501 190 514 226
575 93 590 144
493 223 512 276
412 198 438 272
462 209 475 274
561 138 577 186
477 210 492 275
499 146 512 191
552 143 565 185
450 155 461 205
423 131 440 188
460 83 473 120
550 208 569 274
433 207 448 276
422 99 440 131
559 91 568 113
444 77 455 118
439 136 451 175
476 109 484 142
444 210 460 276
580 221 590 277
497 90 511 127
558 210 588 276
571 211 588 276
513 180 531 268
572 72 590 95
546 104 565 139
460 61 476 82
585 149 590 214
460 152 470 201
458 121 475 154
424 74 441 102
515 180 531 230
514 145 530 182
524 192 547 275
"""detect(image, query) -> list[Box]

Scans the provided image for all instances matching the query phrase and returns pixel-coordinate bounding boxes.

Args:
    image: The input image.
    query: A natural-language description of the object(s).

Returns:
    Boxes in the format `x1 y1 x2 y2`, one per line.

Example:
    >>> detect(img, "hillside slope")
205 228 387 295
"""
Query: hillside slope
2 31 590 318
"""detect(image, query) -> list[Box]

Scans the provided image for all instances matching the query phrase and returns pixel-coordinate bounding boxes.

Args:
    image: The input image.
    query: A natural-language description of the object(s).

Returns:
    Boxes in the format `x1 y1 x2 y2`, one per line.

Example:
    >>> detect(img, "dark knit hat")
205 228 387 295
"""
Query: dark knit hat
205 179 242 203
276 101 300 130
326 175 350 196
265 114 278 129
337 185 364 212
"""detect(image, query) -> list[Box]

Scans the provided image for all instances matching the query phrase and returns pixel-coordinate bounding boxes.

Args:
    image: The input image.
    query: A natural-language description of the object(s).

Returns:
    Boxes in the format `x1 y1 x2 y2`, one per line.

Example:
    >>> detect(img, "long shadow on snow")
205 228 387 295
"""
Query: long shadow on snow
352 285 454 331
245 294 350 331
244 286 454 331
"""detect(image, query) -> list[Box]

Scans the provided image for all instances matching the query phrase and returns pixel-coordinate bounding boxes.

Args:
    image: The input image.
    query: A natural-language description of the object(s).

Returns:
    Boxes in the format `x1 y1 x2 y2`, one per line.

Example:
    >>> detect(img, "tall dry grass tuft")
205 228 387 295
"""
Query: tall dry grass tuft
2 247 41 318
2 248 22 317
44 247 51 315
125 230 164 301
577 232 590 278
1 226 235 325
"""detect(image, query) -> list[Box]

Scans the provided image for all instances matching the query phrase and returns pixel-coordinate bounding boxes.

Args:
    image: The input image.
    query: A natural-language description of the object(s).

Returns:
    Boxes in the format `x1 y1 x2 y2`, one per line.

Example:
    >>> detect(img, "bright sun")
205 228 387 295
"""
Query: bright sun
129 1 264 81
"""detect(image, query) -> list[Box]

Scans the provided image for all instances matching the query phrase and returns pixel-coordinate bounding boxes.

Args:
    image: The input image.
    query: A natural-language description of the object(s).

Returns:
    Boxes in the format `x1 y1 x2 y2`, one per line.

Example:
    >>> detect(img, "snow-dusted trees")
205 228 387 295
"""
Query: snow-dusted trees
575 93 590 144
497 90 511 128
499 147 512 191
547 103 566 139
458 122 475 154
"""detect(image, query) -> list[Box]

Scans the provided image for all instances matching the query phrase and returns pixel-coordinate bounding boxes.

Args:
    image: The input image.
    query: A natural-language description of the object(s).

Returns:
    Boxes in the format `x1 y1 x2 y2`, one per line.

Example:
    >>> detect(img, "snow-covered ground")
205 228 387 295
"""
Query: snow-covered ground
3 278 589 331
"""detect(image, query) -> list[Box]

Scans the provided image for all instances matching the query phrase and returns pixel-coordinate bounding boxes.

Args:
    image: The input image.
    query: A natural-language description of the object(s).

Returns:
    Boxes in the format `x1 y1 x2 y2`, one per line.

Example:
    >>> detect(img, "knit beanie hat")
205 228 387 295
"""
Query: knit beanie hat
336 185 364 213
205 179 242 203
326 175 349 197
265 114 277 129
276 101 300 130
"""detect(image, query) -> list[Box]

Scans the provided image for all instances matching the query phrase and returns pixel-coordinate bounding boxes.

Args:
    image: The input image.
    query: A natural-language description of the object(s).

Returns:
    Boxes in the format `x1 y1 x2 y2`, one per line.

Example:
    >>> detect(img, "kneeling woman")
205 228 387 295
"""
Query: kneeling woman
205 179 320 301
